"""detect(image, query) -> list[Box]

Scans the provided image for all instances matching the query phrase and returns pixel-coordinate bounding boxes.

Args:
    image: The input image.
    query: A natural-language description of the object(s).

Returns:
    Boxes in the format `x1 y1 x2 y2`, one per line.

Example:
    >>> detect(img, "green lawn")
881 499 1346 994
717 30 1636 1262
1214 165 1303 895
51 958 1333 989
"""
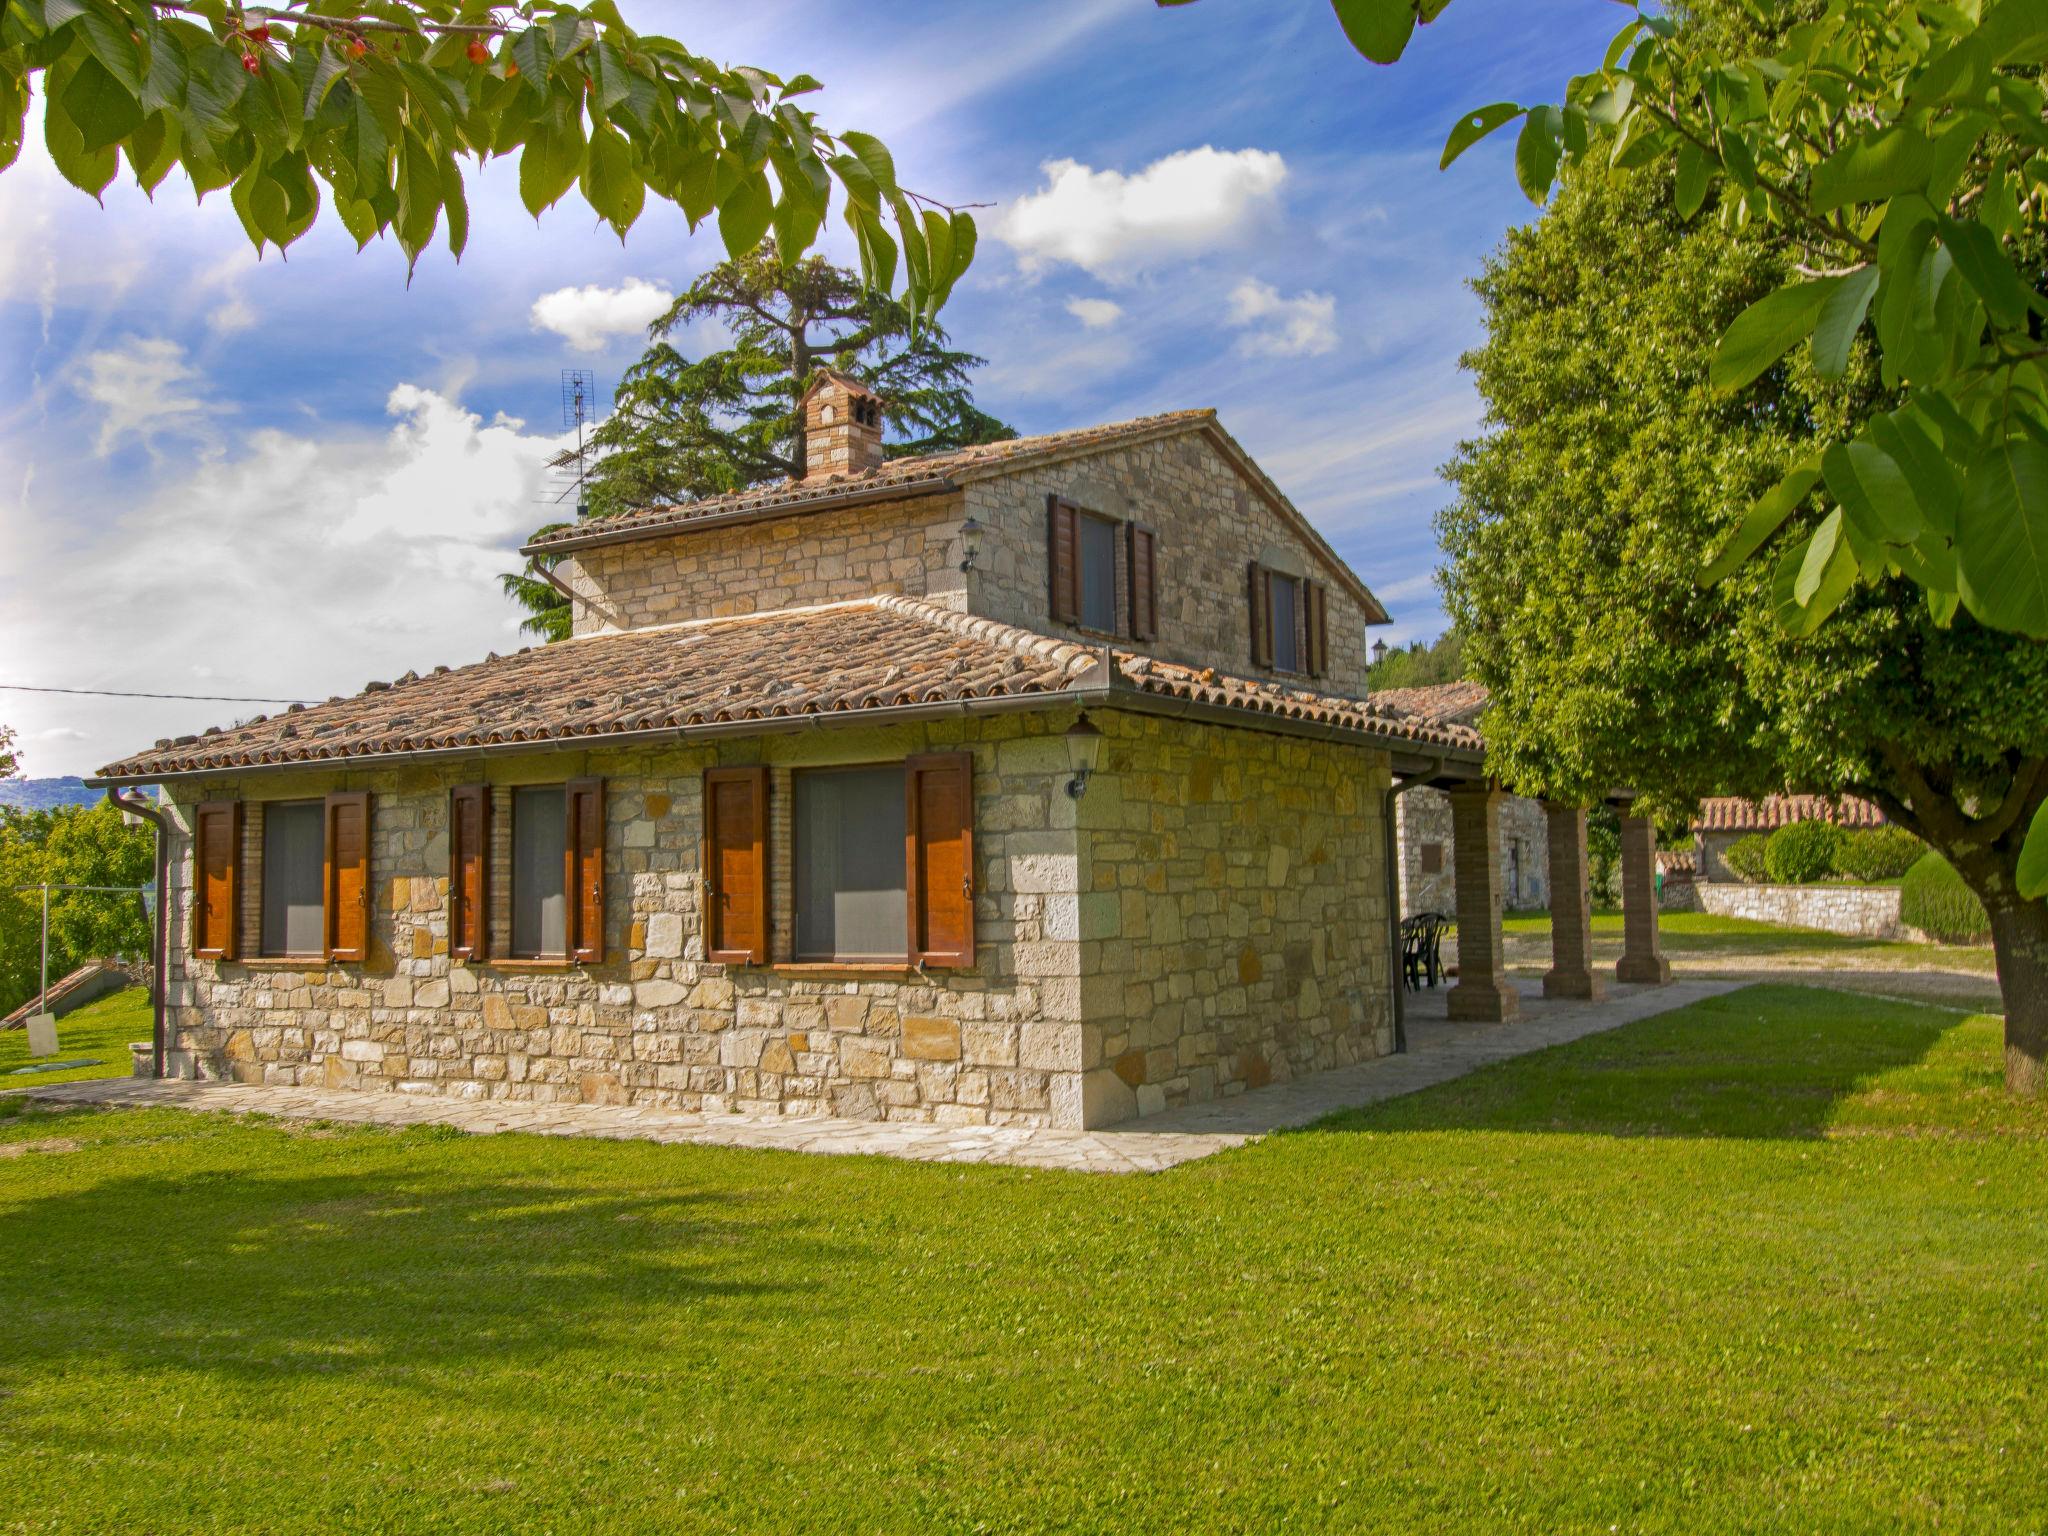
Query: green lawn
0 986 146 1088
1503 907 1999 972
3 985 2045 1532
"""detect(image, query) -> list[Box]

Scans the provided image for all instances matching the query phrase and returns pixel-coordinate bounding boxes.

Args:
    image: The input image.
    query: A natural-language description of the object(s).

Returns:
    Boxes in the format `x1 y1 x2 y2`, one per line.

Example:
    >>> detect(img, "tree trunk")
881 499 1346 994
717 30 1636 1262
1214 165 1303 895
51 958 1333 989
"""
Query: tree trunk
1985 897 2048 1096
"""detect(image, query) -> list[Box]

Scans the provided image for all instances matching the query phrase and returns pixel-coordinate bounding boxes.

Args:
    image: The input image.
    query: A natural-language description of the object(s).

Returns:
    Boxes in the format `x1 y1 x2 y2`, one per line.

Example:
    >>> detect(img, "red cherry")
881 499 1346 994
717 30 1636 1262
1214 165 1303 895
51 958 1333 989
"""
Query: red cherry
503 59 518 77
466 38 489 64
247 24 271 41
347 37 367 58
240 51 261 72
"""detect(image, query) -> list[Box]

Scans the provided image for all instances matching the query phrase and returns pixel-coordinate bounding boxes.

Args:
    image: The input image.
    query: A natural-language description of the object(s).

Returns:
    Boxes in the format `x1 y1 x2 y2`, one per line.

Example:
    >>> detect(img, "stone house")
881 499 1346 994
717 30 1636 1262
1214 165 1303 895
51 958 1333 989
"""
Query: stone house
90 374 1568 1130
1692 794 1888 881
1376 682 1550 917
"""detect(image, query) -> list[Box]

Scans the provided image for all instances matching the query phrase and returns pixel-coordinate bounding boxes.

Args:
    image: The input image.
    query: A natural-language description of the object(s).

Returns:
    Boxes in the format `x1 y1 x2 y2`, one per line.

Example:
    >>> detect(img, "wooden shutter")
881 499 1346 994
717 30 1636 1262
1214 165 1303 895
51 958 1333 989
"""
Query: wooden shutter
702 766 768 965
565 777 606 963
1047 495 1081 625
192 800 242 960
322 792 372 961
906 751 976 968
1128 523 1159 642
448 785 491 960
1248 562 1273 668
1304 580 1330 678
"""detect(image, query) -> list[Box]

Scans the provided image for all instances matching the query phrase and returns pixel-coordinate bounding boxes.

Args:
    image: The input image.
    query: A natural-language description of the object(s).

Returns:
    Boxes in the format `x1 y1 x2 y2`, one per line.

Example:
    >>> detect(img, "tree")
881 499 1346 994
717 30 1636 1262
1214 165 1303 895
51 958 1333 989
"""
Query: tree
1163 0 2048 890
1438 154 2048 1092
0 802 153 1016
504 242 1015 640
1367 630 1465 691
0 722 16 781
2 0 975 311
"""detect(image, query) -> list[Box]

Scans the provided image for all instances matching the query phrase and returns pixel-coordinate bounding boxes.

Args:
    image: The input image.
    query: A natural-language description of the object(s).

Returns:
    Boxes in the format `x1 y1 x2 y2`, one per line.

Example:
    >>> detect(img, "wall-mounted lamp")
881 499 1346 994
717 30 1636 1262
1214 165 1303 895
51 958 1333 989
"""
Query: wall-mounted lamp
1371 637 1389 665
957 515 985 573
1065 712 1104 799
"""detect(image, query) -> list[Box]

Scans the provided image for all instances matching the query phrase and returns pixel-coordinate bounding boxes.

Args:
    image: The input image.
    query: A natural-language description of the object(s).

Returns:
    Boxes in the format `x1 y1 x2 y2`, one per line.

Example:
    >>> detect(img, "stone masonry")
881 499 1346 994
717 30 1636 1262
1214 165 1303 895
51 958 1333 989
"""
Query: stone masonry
1396 784 1549 918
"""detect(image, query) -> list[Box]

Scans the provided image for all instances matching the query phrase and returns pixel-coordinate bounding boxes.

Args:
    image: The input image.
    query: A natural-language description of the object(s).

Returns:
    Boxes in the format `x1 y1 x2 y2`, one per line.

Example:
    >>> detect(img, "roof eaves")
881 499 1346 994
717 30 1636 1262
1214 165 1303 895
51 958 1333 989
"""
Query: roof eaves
521 475 959 556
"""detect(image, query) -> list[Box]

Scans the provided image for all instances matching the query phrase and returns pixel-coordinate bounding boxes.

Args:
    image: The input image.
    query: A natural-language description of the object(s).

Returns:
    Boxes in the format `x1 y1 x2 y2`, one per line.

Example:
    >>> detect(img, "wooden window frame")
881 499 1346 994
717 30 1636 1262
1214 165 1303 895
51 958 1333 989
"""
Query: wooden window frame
506 780 605 963
1251 564 1320 676
1127 522 1159 643
192 799 242 961
791 761 911 965
1049 495 1132 639
703 766 769 965
448 784 491 961
322 791 372 963
253 797 326 961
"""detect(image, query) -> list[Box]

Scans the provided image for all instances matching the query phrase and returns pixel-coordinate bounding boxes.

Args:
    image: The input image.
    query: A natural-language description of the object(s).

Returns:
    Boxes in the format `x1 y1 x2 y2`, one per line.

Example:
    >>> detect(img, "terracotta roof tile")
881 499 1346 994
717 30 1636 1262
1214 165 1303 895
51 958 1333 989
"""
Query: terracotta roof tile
1694 794 1888 832
1370 680 1489 726
525 410 1218 553
95 598 1483 781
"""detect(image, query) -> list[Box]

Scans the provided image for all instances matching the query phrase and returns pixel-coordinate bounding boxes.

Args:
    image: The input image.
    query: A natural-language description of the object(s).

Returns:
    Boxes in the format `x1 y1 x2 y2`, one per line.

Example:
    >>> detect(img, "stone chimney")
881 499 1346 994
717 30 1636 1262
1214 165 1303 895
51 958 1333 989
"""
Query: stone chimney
800 369 886 480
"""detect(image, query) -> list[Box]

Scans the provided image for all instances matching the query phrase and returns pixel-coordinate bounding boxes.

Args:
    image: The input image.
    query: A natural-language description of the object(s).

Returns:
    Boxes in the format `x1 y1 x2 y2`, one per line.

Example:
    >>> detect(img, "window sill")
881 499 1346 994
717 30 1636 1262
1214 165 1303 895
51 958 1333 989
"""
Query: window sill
771 961 917 976
240 955 329 968
467 957 582 971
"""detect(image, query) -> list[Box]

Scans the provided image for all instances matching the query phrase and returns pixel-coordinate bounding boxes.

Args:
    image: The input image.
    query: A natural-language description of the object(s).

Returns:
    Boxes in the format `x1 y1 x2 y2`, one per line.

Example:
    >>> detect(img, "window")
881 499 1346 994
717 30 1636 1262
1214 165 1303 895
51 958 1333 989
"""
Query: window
1078 513 1118 632
1269 573 1301 672
1420 841 1444 875
261 799 325 957
512 785 568 958
795 765 908 961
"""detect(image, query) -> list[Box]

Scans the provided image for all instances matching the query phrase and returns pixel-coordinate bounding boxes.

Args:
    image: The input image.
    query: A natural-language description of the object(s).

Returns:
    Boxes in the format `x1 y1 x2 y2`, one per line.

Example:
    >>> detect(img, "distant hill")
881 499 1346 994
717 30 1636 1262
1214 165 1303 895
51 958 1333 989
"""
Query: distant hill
0 777 102 812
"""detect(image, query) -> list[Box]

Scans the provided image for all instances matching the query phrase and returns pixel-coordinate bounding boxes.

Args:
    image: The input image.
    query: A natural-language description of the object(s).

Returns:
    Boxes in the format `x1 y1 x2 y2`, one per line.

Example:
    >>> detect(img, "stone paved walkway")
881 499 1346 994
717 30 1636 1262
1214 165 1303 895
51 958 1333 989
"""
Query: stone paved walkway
18 979 1740 1174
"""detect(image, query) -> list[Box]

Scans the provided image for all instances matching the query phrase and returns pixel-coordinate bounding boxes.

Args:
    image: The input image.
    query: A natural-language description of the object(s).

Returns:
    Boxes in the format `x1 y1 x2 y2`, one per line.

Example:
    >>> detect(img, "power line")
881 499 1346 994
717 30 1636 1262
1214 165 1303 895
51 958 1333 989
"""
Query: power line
0 684 315 705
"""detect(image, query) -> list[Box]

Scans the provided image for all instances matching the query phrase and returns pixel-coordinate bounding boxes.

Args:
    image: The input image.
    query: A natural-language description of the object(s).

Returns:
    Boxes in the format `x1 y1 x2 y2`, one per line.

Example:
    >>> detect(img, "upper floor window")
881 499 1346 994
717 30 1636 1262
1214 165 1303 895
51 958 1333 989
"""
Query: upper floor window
1250 563 1331 678
1048 496 1159 642
1078 512 1118 632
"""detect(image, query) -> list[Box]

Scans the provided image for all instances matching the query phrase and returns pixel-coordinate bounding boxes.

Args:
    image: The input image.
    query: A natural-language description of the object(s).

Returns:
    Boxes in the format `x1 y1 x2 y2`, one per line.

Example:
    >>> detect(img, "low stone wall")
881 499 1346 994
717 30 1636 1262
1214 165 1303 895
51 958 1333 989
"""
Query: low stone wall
1693 881 1915 940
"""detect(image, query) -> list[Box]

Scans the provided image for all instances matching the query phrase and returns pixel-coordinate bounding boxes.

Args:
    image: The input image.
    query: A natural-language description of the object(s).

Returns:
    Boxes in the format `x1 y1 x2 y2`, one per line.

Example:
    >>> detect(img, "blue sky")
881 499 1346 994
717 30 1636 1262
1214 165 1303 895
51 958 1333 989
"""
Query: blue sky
0 0 1624 778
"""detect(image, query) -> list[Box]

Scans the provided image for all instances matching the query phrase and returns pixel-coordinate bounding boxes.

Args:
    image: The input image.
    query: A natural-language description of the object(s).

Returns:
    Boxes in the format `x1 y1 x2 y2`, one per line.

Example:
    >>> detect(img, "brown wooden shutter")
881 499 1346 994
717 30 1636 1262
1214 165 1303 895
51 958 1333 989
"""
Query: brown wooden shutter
565 777 606 963
1128 523 1159 642
192 800 242 960
906 751 976 968
322 791 372 961
1304 580 1330 678
702 766 768 965
448 785 491 960
1048 495 1081 625
1248 562 1273 668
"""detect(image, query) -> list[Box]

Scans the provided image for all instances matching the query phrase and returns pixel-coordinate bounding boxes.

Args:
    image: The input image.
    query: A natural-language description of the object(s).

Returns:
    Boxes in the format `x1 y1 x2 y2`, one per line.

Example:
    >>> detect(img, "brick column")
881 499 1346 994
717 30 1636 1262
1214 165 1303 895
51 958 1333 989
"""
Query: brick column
1541 801 1606 1001
1615 808 1672 985
1446 784 1520 1023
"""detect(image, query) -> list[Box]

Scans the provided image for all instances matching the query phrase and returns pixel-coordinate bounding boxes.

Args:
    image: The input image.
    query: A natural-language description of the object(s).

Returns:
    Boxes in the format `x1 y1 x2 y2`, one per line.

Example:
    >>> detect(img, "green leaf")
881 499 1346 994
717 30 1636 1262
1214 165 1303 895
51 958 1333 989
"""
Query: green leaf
517 94 586 216
1773 517 1858 636
1674 138 1710 219
1795 507 1845 605
2018 801 2048 901
72 1 143 96
1513 106 1560 204
1329 0 1416 63
1439 102 1521 170
0 70 27 174
1867 407 1961 538
440 148 468 260
836 129 897 196
1935 214 2035 327
125 108 179 194
1710 276 1839 394
1809 126 1934 212
1958 432 2048 637
60 53 142 154
579 120 643 238
1811 265 1878 379
1701 455 1820 584
1824 438 1923 545
716 163 773 258
42 60 118 198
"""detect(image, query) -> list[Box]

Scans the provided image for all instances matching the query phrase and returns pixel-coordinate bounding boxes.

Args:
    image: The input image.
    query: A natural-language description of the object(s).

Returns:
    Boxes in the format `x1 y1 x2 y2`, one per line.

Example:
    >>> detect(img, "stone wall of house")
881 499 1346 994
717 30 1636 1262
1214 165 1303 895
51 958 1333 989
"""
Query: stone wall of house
560 492 971 636
1070 711 1394 1127
965 431 1378 696
1396 787 1549 917
1691 881 1918 941
156 710 1096 1128
1696 829 1749 883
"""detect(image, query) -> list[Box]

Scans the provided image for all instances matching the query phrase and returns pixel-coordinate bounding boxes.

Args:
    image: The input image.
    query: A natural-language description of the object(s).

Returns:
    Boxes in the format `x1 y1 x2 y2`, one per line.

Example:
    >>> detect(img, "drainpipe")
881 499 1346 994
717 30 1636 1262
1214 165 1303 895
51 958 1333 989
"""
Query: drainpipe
104 786 170 1079
1382 762 1443 1055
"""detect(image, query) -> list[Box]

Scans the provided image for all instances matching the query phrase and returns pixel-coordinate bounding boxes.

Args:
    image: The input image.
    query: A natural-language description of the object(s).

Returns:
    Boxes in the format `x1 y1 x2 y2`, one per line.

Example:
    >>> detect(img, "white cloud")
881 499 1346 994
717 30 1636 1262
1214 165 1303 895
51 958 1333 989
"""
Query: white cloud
1227 280 1337 358
998 147 1288 280
75 337 207 455
1064 297 1124 329
0 384 570 776
981 334 1137 401
530 277 674 352
208 296 257 334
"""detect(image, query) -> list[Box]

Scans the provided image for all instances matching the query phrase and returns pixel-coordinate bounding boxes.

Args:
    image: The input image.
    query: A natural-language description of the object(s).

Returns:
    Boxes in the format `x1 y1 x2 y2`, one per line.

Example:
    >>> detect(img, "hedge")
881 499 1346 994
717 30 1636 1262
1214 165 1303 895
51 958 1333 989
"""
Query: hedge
1899 853 1991 944
1836 826 1924 883
1763 820 1844 885
1721 833 1771 883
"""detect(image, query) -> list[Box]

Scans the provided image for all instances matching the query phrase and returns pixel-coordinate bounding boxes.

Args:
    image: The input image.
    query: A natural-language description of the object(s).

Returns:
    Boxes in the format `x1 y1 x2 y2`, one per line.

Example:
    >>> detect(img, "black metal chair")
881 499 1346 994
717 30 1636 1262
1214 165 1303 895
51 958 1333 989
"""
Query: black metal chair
1401 913 1454 990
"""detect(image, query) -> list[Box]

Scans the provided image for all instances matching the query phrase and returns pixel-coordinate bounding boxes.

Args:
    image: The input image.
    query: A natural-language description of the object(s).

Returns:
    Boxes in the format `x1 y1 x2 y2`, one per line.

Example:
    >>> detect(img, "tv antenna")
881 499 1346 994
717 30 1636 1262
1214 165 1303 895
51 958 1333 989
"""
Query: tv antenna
545 368 603 519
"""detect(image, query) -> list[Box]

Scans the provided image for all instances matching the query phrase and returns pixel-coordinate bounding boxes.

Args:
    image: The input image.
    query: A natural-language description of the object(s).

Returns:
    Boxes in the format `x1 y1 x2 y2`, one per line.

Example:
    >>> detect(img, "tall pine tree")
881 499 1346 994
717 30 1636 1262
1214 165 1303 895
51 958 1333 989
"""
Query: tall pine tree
504 243 1013 641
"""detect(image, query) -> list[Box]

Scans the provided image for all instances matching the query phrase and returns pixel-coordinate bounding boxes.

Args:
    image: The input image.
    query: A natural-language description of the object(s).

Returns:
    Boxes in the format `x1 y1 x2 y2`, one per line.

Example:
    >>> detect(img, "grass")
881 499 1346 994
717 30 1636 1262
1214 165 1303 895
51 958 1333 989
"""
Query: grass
1502 907 1999 972
0 986 146 1088
3 985 2045 1533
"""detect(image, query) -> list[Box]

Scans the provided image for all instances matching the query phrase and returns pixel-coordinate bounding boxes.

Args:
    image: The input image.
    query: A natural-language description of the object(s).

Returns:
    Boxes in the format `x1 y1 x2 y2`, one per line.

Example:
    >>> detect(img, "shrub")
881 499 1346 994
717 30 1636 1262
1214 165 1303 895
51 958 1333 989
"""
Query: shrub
1836 826 1924 883
1720 833 1771 883
1763 819 1845 884
1899 853 1991 943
